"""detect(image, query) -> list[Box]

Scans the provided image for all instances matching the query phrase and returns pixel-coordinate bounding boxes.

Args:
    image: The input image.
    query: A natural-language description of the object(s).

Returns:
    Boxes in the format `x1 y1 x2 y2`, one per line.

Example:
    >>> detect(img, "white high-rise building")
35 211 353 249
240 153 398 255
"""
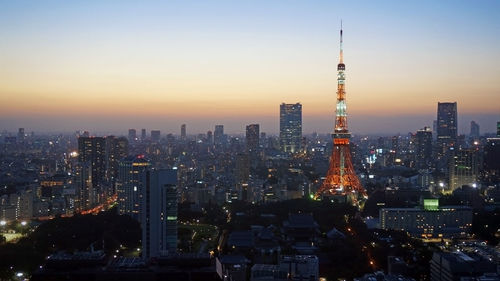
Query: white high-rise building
141 168 178 259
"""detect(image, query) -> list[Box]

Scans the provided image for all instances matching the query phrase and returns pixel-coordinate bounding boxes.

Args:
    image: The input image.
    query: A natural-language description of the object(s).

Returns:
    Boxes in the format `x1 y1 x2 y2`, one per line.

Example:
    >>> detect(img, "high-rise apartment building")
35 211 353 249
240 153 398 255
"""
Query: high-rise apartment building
245 124 260 153
77 137 106 209
142 168 178 259
436 102 457 155
117 155 150 221
449 148 479 190
280 103 302 153
128 129 137 143
105 136 128 182
415 127 433 169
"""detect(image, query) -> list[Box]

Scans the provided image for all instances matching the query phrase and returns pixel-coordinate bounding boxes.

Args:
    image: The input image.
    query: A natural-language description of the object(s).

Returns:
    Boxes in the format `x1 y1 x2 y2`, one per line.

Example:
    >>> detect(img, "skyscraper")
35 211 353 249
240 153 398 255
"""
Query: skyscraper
117 155 150 221
77 136 106 209
279 103 302 153
105 136 129 182
470 121 480 139
436 102 457 155
497 121 500 137
214 125 224 148
415 127 433 169
245 124 260 153
141 128 146 141
128 129 137 143
181 124 186 140
142 168 178 259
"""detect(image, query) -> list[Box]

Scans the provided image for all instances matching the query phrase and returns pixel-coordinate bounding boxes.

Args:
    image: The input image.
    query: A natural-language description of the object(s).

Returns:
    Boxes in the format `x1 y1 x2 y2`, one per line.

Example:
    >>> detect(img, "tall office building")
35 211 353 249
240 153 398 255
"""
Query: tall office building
141 129 146 141
415 127 433 169
117 155 150 221
470 121 480 139
142 169 178 259
436 102 457 155
214 125 224 148
245 124 260 153
449 148 479 190
181 124 186 140
151 130 161 143
128 129 137 143
280 103 302 153
497 121 500 137
105 136 129 182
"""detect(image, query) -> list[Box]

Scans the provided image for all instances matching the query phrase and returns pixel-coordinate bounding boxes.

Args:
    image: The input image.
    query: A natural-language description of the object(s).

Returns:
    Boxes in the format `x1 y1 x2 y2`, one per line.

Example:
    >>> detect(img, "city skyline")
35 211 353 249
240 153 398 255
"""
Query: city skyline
1 1 499 134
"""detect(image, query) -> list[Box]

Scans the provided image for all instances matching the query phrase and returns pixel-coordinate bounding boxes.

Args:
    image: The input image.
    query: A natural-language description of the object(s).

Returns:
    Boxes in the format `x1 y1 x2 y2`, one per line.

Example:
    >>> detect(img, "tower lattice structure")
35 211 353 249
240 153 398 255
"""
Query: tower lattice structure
315 25 366 199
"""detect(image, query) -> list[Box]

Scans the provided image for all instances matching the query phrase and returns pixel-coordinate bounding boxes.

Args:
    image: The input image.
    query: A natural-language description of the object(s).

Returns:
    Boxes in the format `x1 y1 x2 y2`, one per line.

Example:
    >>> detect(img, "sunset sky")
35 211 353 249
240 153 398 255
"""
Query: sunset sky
1 0 499 135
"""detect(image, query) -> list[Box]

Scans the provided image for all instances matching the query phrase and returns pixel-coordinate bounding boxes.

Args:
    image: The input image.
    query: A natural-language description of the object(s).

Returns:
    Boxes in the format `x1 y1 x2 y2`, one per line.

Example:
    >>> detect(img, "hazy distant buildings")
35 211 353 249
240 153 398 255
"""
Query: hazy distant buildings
436 102 457 156
497 121 500 137
214 125 224 148
141 128 146 141
151 130 161 143
469 121 480 139
280 103 302 153
142 168 178 259
181 124 186 140
449 148 479 190
117 155 150 221
17 128 25 143
128 129 137 143
206 130 213 145
415 127 433 169
246 124 260 153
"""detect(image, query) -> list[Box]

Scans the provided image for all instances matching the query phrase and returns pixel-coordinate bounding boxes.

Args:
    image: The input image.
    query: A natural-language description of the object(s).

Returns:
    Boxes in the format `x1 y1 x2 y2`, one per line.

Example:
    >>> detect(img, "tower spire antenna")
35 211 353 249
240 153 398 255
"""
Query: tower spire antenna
339 20 344 64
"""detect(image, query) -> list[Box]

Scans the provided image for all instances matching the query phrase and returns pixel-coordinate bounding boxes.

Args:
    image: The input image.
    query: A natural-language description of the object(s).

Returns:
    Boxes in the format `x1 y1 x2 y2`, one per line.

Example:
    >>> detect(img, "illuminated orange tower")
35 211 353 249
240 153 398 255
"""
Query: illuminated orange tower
315 24 366 200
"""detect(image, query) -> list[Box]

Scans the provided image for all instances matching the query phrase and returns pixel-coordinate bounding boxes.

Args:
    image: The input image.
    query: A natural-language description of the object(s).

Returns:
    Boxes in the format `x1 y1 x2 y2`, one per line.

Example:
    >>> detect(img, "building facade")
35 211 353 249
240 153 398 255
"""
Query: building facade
142 168 178 259
279 103 302 154
246 124 260 154
436 102 457 156
117 155 150 221
449 148 479 190
380 200 472 239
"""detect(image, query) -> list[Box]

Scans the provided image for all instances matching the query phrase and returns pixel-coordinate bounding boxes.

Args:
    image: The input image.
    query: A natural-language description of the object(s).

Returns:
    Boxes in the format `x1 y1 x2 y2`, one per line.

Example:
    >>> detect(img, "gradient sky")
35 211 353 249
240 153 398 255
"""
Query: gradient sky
1 0 499 135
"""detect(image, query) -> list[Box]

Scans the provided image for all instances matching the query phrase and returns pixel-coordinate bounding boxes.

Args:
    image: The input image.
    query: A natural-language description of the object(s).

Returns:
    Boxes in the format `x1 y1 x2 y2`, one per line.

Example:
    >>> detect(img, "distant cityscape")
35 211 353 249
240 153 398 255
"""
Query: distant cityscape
1 2 499 280
1 98 499 280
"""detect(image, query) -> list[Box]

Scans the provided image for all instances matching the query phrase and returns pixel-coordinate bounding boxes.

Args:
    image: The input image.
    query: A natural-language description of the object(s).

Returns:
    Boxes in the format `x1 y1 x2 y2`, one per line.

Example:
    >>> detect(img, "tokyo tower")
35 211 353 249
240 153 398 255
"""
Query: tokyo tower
315 24 366 200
